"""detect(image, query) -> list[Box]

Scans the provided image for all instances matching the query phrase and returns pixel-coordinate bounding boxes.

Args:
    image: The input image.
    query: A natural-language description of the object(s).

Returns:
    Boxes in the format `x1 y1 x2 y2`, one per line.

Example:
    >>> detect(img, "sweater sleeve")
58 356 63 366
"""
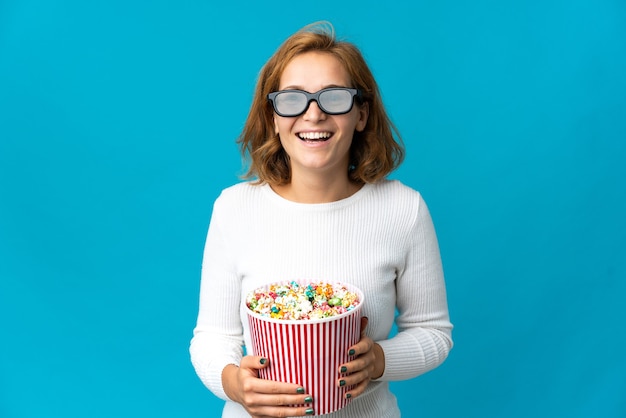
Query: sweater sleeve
376 193 453 381
189 193 243 401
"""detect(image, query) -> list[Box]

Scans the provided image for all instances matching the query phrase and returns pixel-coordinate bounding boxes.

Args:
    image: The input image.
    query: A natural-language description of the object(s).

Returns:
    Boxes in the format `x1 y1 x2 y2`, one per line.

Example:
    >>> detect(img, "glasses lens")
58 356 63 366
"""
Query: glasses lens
274 91 307 116
319 89 354 114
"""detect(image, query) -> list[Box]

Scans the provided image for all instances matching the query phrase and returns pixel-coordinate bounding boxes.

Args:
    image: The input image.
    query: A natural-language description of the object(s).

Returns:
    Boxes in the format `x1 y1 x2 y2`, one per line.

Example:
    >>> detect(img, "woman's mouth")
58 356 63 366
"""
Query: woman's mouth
297 131 332 142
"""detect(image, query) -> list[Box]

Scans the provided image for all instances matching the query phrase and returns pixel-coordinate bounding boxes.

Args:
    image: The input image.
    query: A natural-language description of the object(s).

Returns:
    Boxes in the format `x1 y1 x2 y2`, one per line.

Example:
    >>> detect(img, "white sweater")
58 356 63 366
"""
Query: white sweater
190 180 453 418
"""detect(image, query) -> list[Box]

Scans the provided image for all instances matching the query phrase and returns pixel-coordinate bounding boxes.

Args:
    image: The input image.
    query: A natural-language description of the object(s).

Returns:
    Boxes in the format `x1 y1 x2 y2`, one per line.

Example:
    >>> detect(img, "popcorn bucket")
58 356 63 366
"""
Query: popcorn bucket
246 282 364 416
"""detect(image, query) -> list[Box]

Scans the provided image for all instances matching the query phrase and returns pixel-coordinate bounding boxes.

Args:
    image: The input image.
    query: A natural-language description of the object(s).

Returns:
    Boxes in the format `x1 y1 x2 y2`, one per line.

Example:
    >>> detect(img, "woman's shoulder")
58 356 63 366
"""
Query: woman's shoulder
366 180 431 231
217 181 266 200
370 179 424 204
211 182 268 212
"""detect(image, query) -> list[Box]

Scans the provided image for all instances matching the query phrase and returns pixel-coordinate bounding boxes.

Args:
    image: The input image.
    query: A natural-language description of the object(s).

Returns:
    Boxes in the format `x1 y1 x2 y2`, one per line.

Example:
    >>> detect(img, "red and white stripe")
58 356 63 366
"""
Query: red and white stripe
247 309 361 415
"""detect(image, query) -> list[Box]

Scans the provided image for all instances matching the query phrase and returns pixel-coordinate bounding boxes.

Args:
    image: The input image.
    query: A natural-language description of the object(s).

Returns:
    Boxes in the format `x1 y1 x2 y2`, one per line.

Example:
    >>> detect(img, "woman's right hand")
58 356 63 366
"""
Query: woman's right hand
222 356 314 417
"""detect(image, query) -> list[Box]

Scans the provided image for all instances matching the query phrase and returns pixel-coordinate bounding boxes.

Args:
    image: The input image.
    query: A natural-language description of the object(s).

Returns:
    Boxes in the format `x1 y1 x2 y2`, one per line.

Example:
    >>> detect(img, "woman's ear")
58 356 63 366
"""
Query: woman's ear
355 102 369 132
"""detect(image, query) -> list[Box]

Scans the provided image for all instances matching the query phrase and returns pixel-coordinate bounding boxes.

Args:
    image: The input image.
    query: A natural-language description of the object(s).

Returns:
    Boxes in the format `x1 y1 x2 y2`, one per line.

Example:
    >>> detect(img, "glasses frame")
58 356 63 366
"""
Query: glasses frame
267 87 362 117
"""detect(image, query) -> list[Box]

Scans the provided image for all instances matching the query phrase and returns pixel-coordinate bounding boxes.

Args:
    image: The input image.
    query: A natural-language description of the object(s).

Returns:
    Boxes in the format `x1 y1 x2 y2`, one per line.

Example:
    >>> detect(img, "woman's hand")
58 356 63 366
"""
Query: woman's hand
222 356 314 418
337 317 385 399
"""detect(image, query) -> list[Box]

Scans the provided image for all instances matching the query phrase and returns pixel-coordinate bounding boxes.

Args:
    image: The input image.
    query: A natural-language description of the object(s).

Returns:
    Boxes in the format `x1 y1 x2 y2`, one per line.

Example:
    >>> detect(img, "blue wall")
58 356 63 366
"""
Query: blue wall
1 1 624 417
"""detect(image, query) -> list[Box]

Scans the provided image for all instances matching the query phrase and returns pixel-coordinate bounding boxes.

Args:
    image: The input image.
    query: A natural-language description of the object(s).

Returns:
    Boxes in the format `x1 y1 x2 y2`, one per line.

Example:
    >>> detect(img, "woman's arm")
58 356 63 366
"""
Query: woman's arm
190 192 314 416
377 194 453 381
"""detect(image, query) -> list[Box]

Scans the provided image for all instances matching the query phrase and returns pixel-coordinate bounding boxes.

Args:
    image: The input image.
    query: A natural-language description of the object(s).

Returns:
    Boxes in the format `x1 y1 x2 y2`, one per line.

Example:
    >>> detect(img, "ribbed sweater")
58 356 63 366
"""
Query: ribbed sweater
190 180 453 417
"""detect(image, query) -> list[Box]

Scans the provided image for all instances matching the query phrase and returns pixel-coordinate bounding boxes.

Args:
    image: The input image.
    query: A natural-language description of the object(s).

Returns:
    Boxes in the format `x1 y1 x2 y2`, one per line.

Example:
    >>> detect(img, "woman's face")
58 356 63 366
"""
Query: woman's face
273 51 368 181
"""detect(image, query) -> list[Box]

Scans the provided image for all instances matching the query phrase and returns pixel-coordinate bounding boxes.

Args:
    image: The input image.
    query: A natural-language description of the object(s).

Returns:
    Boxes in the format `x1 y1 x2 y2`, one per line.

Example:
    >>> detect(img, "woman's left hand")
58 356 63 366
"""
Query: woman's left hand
337 316 385 399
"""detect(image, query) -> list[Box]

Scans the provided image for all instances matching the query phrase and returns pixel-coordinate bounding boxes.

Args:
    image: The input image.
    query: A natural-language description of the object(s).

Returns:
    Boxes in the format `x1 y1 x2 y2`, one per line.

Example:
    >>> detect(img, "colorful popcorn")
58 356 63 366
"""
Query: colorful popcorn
246 281 360 320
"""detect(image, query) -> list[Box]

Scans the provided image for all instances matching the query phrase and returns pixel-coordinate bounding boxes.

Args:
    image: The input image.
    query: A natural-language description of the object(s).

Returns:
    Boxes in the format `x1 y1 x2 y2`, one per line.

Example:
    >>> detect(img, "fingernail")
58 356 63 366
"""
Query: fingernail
339 380 346 387
304 396 313 403
305 408 314 415
259 358 267 365
296 387 305 394
348 349 356 356
346 393 352 399
340 366 348 373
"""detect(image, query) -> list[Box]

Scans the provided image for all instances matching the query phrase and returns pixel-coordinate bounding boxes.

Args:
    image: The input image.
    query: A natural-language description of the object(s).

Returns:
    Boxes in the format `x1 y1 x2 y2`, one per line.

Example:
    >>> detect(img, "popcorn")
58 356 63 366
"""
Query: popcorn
246 281 360 320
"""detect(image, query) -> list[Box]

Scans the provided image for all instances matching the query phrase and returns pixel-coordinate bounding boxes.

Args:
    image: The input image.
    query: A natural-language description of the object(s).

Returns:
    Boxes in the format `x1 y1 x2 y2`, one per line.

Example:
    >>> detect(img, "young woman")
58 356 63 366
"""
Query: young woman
190 22 453 418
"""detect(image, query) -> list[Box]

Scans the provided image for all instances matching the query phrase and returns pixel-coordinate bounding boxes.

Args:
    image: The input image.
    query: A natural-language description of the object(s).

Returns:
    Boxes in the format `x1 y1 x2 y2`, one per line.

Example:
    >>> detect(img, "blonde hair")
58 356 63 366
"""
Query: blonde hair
238 22 404 185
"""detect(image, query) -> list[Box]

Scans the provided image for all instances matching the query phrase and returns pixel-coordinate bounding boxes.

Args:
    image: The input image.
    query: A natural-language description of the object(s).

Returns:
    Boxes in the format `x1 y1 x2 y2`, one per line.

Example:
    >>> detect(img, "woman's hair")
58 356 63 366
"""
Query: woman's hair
237 21 404 185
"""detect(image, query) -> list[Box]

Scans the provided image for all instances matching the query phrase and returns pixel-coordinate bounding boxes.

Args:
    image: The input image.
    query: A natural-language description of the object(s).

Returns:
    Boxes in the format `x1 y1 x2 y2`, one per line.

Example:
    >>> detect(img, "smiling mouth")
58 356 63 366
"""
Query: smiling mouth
298 132 332 142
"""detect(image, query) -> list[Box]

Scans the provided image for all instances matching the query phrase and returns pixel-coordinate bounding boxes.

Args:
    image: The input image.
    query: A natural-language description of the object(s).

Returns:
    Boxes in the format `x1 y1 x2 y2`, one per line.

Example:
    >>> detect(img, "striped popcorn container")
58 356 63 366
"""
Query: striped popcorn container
246 282 364 416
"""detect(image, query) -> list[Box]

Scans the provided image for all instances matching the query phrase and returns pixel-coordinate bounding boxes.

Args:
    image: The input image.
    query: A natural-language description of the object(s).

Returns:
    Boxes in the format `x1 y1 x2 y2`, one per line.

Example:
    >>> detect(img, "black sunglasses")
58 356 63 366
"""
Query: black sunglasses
267 87 362 117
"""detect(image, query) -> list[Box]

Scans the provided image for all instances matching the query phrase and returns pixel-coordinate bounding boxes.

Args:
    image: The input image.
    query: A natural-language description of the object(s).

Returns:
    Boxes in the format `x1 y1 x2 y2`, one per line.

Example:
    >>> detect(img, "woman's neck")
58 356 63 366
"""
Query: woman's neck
271 175 362 204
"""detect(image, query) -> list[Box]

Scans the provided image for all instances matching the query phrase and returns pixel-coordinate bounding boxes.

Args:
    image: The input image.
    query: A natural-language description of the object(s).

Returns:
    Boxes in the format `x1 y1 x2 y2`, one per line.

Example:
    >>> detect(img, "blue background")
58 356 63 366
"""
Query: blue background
1 1 625 417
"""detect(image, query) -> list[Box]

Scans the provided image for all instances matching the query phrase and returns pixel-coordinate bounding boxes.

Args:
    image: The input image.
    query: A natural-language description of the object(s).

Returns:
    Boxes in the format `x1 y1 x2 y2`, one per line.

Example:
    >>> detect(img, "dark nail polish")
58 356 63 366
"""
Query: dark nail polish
348 349 356 356
305 408 314 415
304 396 313 403
259 358 266 365
339 380 346 387
340 366 348 373
346 393 352 399
296 387 305 394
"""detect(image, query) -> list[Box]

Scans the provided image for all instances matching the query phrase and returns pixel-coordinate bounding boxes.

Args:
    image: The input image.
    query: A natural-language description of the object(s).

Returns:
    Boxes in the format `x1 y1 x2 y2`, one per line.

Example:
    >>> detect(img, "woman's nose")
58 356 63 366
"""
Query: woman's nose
302 100 327 122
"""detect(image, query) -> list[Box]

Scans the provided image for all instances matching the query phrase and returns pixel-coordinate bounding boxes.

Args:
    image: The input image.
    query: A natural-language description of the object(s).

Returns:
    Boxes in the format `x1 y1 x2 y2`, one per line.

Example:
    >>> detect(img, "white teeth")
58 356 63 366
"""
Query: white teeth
298 132 331 140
